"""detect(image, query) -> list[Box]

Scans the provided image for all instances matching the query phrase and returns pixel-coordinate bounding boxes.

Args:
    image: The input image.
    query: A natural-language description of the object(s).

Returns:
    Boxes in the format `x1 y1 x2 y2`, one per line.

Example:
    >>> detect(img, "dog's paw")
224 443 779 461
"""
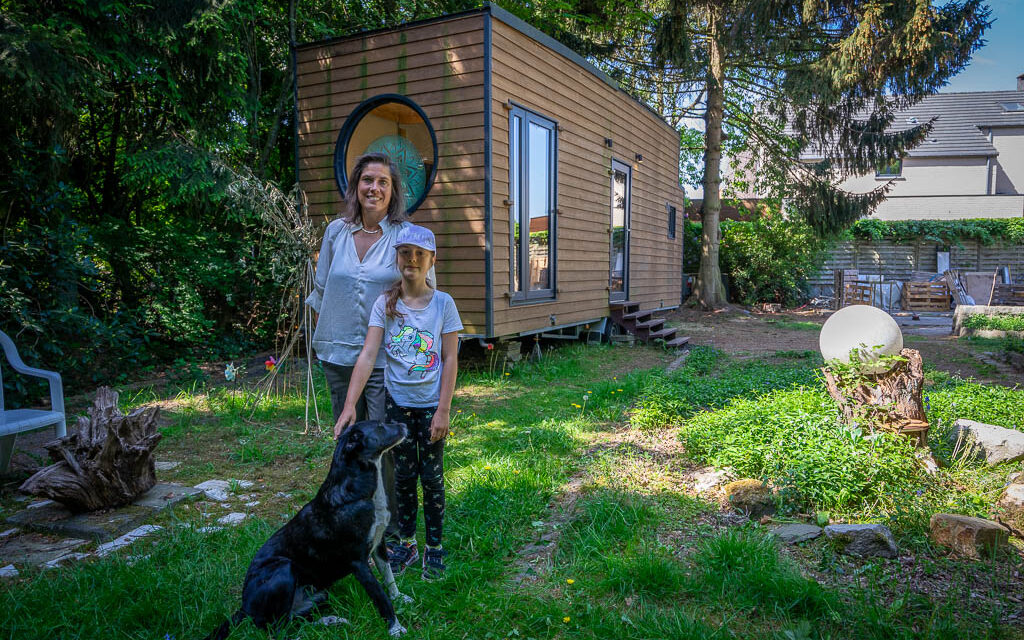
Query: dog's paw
317 615 349 626
396 592 414 605
388 621 407 636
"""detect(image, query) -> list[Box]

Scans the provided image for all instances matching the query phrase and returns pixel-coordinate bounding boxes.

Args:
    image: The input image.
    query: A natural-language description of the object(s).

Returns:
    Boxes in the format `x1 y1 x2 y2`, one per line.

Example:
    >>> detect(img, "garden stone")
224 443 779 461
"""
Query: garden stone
0 528 17 539
43 552 90 569
0 564 18 577
996 483 1024 533
691 467 732 493
6 500 151 542
154 460 180 471
317 616 350 626
929 514 1009 558
771 524 823 544
132 483 203 510
825 524 898 558
950 419 1024 466
723 479 776 518
94 525 162 558
195 480 232 502
217 513 247 525
0 532 87 567
26 500 54 510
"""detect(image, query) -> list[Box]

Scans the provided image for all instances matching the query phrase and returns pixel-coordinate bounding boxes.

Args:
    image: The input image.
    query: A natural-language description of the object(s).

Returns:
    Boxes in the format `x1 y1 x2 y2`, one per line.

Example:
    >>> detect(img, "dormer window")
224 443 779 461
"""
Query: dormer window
1000 102 1024 112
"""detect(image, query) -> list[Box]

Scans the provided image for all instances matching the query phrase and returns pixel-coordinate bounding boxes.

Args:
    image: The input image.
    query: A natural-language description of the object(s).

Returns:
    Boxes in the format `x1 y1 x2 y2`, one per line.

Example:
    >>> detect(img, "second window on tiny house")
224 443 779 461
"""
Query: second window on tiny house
509 105 557 301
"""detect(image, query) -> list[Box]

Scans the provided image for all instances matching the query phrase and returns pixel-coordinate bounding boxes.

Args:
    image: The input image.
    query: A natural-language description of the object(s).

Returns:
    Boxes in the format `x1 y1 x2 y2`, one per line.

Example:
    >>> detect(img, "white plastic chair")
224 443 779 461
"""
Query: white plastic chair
0 330 67 472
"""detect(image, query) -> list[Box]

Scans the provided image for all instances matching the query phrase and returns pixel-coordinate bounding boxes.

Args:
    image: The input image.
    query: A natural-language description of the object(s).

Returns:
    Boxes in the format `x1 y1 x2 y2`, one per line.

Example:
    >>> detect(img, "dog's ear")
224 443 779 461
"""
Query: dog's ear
342 427 364 455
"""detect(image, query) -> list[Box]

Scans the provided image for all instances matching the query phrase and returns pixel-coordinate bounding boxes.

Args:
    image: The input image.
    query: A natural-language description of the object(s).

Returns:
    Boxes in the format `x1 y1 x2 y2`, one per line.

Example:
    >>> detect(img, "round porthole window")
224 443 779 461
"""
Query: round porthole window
334 94 438 215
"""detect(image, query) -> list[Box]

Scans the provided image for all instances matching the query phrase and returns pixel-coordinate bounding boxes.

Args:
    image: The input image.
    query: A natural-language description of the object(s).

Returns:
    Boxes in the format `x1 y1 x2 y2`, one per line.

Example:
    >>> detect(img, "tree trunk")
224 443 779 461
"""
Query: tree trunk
822 348 928 444
692 8 728 310
19 387 161 512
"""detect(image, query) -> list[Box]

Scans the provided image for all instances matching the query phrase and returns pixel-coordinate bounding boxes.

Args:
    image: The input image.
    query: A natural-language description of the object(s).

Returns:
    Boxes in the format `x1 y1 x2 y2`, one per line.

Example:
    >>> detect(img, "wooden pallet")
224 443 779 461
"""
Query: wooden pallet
843 282 872 306
902 281 951 311
990 283 1024 306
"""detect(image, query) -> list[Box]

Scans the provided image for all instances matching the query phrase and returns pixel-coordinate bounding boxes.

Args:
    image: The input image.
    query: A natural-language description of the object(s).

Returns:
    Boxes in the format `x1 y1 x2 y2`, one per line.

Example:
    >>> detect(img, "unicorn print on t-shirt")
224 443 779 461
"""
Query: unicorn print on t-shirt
386 325 440 378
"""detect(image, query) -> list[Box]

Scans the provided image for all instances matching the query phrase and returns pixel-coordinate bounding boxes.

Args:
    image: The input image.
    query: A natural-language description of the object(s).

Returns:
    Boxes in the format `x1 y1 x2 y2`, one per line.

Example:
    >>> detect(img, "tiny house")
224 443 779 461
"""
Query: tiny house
295 4 685 339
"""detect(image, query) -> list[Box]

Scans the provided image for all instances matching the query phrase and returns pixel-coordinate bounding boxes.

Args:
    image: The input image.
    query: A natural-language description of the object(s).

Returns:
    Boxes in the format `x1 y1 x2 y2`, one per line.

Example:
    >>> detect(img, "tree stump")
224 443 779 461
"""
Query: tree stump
822 348 929 445
20 387 161 512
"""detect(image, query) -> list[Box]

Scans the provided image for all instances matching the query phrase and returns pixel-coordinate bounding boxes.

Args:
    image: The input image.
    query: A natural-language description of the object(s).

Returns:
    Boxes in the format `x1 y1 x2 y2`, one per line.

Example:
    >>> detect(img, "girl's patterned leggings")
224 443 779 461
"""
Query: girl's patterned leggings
385 394 445 547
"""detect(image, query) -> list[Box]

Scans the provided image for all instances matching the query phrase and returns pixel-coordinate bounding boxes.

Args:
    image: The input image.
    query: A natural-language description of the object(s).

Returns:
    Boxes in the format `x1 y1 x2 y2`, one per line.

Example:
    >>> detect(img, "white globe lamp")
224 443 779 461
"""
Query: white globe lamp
819 305 903 374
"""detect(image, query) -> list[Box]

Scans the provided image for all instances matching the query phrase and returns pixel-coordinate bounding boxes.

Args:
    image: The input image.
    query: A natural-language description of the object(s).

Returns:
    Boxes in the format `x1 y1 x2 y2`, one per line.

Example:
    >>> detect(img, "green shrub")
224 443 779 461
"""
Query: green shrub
961 314 1024 332
679 388 923 512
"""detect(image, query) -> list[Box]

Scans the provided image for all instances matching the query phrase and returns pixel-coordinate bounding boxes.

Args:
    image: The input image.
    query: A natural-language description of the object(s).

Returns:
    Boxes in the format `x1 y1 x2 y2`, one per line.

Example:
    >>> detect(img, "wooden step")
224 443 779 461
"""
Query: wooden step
635 318 665 331
647 327 676 340
621 310 652 322
665 336 690 349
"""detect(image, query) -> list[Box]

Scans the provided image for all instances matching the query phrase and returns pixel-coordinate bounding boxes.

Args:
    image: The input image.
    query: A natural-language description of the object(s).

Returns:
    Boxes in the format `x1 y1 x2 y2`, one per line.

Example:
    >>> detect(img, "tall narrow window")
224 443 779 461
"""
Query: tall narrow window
667 204 677 239
509 106 557 300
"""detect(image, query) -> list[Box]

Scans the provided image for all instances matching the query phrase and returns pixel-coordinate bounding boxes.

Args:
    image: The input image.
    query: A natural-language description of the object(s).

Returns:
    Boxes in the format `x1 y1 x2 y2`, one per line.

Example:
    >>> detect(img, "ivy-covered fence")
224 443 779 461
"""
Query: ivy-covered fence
810 219 1024 297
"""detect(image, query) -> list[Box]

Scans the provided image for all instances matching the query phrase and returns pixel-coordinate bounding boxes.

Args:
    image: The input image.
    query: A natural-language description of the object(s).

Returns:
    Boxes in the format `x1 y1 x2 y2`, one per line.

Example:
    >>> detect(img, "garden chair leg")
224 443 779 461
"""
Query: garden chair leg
0 434 15 473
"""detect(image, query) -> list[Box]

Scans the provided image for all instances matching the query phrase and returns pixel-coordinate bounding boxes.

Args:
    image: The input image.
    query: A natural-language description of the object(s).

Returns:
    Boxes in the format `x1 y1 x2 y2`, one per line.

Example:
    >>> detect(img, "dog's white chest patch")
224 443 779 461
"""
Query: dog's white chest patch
367 455 389 552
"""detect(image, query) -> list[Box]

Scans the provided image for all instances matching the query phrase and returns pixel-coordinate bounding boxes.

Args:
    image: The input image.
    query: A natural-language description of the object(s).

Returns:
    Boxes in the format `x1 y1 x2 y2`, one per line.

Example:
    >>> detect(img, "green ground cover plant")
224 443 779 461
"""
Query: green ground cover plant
1 344 1019 639
962 314 1024 332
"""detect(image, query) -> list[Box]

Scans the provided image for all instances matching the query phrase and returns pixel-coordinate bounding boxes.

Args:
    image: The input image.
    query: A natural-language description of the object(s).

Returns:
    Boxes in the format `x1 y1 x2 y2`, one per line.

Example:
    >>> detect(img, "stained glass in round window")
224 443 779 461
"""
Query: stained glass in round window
334 95 438 215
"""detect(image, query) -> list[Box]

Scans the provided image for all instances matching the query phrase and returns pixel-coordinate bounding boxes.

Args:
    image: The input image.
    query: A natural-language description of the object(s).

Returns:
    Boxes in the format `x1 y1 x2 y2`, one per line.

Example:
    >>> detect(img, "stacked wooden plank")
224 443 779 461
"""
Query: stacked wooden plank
902 281 952 311
943 270 974 305
990 283 1024 306
843 282 872 307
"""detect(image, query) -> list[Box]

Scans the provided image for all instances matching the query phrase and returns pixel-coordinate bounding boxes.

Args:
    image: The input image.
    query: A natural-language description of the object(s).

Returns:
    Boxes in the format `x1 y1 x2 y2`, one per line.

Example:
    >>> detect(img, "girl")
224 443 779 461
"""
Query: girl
336 224 461 581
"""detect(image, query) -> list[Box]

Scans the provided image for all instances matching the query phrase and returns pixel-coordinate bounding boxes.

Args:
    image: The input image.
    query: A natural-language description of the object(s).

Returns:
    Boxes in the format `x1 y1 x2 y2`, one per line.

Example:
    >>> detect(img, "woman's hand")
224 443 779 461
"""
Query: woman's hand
335 406 357 439
429 409 450 443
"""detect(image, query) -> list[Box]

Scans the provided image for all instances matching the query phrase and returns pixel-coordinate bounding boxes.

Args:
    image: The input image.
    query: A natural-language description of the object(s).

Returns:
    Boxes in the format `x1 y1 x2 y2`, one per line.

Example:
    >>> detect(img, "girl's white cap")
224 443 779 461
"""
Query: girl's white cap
393 224 436 252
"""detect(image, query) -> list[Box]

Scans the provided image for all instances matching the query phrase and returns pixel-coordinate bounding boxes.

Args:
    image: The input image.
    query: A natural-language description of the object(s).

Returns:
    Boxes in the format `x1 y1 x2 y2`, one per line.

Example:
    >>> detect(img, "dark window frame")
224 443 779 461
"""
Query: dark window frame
508 104 558 303
667 203 677 239
333 93 439 215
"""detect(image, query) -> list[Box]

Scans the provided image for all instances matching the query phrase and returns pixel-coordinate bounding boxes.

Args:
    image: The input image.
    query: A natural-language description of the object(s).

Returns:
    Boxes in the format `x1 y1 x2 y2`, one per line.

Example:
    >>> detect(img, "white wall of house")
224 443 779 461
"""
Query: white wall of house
992 126 1024 195
839 156 990 196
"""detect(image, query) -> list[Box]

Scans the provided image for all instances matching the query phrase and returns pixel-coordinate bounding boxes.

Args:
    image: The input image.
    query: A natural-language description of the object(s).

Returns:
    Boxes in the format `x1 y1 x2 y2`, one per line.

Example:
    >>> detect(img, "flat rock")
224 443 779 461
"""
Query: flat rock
771 523 823 544
930 513 1010 558
194 480 231 502
723 479 776 518
0 528 18 539
691 467 732 493
6 501 151 542
132 483 203 510
43 552 90 569
95 525 162 558
825 524 898 558
153 461 180 471
0 564 18 577
950 419 1024 466
217 513 247 525
0 532 88 567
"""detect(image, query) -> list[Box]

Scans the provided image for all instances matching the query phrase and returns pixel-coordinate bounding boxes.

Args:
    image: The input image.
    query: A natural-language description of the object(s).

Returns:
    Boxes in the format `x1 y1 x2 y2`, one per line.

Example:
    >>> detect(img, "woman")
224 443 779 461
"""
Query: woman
306 152 431 425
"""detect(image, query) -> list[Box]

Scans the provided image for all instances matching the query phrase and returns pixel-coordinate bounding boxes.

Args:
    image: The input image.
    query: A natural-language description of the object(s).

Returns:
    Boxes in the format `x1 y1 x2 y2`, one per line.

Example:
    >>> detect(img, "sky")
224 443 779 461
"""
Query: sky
941 0 1023 92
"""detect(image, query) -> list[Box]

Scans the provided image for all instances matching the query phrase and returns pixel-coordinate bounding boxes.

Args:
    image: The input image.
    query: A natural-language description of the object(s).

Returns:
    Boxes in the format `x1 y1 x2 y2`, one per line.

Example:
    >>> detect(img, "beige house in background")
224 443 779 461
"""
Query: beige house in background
812 76 1024 221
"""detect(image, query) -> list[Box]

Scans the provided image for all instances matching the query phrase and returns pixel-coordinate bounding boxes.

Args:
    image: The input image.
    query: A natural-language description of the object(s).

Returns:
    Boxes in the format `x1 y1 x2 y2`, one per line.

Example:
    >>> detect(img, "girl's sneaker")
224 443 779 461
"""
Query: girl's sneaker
388 541 418 574
422 547 446 581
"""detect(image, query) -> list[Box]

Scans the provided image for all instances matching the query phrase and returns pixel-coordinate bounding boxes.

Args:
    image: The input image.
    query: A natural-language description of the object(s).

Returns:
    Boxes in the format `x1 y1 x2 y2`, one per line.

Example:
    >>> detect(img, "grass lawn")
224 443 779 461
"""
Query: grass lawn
1 344 1022 639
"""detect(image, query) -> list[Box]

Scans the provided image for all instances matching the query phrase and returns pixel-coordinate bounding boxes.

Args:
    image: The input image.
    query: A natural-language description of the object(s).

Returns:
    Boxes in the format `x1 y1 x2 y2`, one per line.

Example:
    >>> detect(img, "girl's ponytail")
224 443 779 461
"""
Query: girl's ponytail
384 280 404 322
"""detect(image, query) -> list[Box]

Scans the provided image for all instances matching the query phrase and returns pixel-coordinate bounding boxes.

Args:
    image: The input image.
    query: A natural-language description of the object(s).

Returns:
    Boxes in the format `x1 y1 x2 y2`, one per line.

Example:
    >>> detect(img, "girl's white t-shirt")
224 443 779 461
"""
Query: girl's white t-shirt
368 291 463 408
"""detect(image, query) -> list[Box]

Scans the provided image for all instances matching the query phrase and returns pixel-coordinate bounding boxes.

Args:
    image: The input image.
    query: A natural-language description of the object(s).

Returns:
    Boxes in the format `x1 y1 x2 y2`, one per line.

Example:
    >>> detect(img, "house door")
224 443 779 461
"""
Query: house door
609 160 631 301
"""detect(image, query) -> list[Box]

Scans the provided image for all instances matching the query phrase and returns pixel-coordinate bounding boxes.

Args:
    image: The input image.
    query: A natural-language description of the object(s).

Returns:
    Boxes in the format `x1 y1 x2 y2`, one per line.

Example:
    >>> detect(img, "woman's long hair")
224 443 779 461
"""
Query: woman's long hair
341 153 408 225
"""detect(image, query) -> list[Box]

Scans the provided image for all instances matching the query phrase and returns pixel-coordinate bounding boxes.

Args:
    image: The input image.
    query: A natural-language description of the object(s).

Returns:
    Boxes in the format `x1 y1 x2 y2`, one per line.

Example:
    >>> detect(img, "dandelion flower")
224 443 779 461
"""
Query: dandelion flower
563 616 571 623
566 578 575 584
617 388 623 392
484 465 492 470
504 372 511 376
513 469 520 474
572 403 581 408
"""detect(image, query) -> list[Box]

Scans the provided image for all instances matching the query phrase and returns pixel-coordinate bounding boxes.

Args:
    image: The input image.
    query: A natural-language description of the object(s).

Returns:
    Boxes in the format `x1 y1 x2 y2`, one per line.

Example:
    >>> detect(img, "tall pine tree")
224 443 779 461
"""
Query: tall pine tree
643 0 990 308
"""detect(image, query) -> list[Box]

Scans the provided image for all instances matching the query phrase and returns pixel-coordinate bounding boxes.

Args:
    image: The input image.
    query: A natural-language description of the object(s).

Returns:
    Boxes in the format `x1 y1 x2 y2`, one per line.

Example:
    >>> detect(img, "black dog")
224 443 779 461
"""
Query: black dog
204 420 410 639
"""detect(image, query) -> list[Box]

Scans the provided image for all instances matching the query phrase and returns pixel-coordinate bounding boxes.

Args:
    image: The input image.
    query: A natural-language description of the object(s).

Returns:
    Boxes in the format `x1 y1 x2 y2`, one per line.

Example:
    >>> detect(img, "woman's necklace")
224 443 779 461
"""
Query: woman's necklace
360 226 382 235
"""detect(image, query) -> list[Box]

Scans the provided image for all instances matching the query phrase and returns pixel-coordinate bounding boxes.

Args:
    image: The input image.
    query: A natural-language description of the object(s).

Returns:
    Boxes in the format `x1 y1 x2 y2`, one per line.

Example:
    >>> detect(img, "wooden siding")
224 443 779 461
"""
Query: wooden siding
489 17 685 336
295 14 489 335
